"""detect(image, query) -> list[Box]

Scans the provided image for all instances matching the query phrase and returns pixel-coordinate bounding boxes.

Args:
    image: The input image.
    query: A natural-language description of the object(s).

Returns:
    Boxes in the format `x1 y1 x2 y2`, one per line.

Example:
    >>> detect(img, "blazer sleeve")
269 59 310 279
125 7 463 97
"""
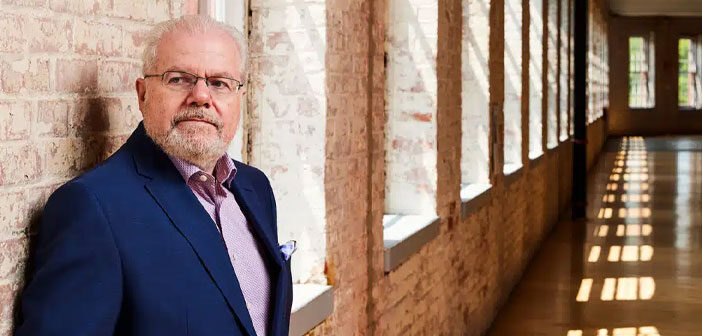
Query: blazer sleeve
15 181 122 336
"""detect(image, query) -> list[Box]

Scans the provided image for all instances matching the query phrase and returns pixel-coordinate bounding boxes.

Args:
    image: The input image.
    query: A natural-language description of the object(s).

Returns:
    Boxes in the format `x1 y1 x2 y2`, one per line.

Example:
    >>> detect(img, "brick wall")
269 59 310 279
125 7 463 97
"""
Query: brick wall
308 0 608 335
0 1 186 333
0 0 611 335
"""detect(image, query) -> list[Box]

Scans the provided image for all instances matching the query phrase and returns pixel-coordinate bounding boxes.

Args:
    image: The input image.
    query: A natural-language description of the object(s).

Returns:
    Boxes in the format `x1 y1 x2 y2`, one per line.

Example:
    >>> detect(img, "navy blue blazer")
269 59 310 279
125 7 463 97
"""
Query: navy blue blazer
16 123 292 336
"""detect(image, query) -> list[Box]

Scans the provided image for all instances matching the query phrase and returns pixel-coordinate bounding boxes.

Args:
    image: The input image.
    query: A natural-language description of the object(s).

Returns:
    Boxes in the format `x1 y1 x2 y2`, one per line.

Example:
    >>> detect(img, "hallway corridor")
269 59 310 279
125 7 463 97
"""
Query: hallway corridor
488 136 702 336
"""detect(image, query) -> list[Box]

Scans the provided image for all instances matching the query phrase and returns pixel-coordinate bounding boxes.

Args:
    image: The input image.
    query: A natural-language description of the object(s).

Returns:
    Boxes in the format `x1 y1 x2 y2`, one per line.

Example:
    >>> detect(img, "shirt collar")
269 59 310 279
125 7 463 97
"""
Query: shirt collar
167 153 237 188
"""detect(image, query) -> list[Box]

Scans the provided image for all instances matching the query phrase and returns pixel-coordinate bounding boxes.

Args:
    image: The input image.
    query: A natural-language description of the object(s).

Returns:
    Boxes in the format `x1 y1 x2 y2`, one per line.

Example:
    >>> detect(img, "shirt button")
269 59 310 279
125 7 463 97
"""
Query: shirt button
246 303 251 310
231 254 236 261
199 175 208 182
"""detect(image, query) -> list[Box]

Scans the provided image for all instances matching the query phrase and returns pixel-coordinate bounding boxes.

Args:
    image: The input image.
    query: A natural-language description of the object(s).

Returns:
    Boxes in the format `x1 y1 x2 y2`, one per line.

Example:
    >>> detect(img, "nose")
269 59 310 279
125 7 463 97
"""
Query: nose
185 78 212 108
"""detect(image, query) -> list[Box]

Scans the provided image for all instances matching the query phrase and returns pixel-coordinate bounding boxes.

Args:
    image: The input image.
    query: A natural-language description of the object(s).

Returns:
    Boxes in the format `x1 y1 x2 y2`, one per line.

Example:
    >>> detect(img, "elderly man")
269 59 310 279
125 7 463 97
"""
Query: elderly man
16 16 292 336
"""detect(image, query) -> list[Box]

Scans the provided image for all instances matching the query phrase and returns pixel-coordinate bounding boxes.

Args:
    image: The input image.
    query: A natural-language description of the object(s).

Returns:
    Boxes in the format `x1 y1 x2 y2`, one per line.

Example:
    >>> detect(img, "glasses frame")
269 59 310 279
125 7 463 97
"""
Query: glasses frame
143 70 245 93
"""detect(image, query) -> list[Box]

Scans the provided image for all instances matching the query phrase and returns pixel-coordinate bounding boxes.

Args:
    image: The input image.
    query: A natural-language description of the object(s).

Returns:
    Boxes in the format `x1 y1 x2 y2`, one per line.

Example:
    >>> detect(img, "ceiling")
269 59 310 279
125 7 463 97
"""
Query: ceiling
609 0 702 17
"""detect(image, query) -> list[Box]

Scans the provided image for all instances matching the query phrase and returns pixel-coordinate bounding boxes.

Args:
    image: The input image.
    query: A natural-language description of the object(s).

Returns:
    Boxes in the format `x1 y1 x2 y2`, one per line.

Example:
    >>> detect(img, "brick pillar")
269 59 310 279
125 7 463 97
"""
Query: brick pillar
461 0 491 185
247 1 327 284
385 0 439 215
529 0 544 158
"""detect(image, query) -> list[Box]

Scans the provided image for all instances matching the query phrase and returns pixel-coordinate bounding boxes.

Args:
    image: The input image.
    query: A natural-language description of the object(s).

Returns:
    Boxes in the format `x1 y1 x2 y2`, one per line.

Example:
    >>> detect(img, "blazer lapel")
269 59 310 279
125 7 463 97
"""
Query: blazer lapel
229 169 291 336
128 125 257 336
229 176 283 269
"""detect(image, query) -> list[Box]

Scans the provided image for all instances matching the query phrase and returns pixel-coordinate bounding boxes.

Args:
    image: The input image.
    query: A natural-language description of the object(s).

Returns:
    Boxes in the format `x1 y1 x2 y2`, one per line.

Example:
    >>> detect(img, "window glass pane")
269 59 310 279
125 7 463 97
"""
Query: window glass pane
628 35 655 108
679 37 701 108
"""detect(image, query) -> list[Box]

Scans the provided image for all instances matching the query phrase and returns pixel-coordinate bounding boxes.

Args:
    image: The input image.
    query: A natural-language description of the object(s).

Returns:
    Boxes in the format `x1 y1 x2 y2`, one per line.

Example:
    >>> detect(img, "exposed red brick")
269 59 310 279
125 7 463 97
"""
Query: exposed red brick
411 112 433 122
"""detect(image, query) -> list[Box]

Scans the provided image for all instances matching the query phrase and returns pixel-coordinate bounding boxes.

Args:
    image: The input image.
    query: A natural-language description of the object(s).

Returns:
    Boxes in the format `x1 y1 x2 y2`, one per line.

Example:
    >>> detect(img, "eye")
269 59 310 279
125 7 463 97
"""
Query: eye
167 76 194 85
208 79 231 90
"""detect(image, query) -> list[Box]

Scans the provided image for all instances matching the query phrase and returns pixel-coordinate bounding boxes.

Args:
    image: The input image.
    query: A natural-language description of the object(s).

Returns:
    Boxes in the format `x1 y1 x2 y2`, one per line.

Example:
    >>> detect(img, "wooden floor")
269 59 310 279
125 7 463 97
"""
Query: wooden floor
487 136 702 336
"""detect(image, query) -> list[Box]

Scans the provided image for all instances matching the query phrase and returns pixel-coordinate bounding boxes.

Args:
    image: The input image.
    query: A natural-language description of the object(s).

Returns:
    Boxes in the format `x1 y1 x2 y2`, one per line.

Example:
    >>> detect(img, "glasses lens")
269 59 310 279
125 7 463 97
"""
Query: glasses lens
163 71 196 90
206 77 235 93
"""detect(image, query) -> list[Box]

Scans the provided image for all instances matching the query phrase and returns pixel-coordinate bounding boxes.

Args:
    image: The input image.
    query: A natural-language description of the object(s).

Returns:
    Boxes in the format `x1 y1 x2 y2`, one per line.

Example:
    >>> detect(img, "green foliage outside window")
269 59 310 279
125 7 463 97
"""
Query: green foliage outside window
679 38 692 107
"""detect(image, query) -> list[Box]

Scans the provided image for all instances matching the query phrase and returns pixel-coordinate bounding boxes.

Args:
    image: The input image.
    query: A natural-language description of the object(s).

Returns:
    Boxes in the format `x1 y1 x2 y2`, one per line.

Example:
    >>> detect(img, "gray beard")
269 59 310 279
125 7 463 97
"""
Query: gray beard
145 121 229 172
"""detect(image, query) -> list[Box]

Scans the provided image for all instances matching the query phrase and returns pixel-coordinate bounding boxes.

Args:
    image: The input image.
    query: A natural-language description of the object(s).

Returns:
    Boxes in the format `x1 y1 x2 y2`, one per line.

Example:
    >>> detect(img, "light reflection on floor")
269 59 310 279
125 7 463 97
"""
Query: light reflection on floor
488 136 702 335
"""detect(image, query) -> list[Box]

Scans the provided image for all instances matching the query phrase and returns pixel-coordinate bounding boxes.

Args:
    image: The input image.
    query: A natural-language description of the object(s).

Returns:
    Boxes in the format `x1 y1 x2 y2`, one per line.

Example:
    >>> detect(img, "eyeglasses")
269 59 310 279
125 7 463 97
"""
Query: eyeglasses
143 70 244 94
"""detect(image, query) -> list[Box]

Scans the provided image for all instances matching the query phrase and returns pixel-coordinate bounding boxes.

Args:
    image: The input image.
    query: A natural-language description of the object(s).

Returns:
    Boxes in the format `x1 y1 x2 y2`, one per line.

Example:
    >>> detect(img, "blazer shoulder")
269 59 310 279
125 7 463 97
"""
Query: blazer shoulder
233 160 272 188
50 143 139 201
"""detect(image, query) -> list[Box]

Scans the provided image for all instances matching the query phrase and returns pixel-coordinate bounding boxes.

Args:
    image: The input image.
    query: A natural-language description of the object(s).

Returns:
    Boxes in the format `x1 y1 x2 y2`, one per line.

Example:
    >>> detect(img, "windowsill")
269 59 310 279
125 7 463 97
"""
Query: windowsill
460 183 492 219
289 284 334 336
503 164 523 188
383 214 440 272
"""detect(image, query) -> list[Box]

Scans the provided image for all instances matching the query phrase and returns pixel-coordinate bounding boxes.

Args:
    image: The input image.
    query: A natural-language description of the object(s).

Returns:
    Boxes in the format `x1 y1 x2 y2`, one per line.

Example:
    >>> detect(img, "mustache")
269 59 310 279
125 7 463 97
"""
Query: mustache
172 107 223 130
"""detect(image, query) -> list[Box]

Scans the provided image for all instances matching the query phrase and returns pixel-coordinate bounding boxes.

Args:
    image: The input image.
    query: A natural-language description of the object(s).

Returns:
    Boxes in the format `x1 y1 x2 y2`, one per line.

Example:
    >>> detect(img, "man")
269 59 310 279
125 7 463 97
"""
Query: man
16 15 292 336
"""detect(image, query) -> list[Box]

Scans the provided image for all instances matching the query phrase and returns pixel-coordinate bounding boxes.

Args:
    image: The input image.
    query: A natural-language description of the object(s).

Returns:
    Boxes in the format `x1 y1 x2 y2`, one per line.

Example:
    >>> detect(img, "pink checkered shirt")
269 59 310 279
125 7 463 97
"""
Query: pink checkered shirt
168 154 272 336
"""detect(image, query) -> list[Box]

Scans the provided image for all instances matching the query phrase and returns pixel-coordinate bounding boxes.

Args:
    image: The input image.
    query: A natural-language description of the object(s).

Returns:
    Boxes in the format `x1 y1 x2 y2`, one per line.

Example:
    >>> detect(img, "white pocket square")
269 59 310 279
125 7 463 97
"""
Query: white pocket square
280 240 297 261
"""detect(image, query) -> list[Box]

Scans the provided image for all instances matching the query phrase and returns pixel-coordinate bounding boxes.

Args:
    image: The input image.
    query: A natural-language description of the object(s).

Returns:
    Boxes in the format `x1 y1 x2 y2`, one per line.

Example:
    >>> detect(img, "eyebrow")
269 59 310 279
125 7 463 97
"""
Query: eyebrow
164 67 239 79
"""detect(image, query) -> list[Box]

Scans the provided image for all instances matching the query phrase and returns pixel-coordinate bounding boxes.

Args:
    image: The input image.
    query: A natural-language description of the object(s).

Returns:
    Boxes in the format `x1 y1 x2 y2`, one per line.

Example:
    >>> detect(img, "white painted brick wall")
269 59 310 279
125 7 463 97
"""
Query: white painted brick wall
546 0 559 148
385 0 439 215
248 0 327 284
461 0 491 184
504 0 522 167
529 0 544 157
559 0 569 141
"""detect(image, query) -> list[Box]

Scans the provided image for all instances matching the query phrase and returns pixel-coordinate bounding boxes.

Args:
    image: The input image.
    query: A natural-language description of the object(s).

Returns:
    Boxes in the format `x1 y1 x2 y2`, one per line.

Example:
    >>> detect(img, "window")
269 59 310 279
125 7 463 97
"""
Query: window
568 0 574 136
678 37 702 109
559 0 568 141
384 0 440 272
528 0 544 158
462 0 491 185
546 0 558 148
628 34 655 108
504 0 523 173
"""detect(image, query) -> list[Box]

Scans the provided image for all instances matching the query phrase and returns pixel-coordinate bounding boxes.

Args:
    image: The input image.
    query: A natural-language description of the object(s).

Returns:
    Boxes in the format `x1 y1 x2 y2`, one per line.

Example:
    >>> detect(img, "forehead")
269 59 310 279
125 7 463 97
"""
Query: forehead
155 29 242 76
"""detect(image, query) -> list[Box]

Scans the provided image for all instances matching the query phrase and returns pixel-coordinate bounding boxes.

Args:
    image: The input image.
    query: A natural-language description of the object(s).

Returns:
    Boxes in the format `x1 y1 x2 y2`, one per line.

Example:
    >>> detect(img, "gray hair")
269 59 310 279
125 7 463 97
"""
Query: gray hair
141 15 247 78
